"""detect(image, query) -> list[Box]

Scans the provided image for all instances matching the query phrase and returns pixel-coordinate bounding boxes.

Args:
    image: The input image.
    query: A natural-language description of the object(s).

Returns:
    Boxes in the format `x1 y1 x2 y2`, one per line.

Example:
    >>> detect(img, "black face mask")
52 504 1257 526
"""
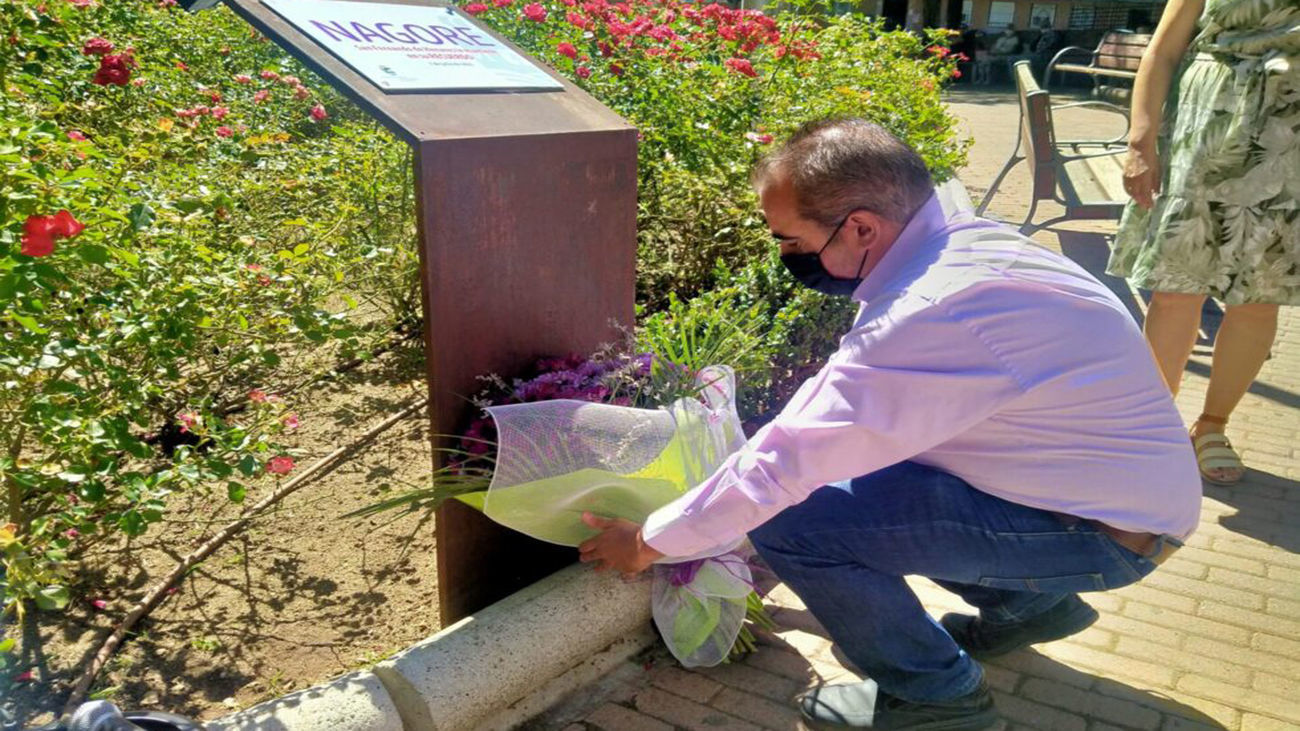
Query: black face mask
779 214 871 297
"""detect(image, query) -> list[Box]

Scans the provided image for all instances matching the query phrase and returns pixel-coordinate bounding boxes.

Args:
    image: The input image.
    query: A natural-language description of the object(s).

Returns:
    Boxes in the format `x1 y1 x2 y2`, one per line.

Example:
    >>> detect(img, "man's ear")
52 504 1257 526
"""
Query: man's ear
847 210 885 250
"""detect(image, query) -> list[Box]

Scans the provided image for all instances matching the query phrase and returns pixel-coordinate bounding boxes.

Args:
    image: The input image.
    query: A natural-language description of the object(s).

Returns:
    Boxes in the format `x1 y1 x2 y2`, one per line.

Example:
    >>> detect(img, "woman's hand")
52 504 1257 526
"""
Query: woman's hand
1123 138 1162 211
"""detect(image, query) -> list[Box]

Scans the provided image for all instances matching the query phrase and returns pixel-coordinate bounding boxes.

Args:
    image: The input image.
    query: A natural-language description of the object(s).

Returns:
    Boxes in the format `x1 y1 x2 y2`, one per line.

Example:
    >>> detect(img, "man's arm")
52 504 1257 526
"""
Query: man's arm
641 296 1026 558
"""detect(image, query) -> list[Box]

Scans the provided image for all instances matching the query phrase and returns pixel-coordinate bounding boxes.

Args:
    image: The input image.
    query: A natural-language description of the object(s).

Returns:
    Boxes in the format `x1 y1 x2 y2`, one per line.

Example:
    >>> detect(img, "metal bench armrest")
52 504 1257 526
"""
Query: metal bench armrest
1045 46 1097 85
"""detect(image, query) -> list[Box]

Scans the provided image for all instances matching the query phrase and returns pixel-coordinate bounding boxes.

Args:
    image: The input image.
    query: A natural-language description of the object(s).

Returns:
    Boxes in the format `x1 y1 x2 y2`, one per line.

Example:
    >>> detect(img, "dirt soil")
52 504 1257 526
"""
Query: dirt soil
14 341 441 725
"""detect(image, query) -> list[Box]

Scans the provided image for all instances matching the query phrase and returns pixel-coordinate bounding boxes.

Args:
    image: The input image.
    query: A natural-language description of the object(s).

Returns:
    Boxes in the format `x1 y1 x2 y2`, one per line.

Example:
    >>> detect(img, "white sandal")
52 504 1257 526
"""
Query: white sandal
1192 414 1244 486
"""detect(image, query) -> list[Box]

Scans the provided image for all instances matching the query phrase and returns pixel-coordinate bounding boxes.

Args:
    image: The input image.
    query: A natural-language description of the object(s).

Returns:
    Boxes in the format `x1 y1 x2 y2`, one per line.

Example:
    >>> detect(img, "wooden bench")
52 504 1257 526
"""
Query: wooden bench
1045 31 1151 110
975 60 1128 235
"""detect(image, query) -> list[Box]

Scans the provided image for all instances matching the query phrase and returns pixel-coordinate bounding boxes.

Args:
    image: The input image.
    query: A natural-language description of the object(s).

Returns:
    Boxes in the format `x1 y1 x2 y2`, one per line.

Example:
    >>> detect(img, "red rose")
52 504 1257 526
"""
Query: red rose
309 104 328 121
566 11 588 28
20 215 58 257
576 65 592 79
260 69 279 81
81 37 114 56
724 57 757 77
927 45 950 57
216 125 234 138
465 2 488 13
492 0 513 7
92 54 134 86
50 210 85 238
610 62 624 76
744 131 774 144
522 2 546 21
556 42 578 59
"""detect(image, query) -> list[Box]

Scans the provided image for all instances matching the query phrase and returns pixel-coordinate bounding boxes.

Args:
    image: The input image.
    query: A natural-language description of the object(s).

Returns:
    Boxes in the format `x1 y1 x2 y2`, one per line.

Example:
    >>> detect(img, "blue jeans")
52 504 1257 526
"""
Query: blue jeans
749 461 1168 703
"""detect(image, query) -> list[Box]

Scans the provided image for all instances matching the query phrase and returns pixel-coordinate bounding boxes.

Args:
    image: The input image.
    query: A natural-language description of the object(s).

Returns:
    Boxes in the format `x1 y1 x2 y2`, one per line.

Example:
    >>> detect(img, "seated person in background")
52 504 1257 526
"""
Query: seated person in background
991 25 1021 56
1031 17 1062 75
971 29 993 84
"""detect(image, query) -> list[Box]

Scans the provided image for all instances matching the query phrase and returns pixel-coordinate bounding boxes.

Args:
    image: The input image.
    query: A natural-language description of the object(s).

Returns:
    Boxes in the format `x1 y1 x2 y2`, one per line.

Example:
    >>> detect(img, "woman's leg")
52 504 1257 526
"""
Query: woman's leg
1192 302 1280 482
1144 291 1207 396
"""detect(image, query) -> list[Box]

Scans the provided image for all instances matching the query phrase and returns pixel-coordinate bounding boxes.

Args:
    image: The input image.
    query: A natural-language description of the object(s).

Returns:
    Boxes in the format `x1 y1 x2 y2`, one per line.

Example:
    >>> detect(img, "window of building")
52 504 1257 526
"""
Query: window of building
961 0 972 24
1029 3 1056 27
1068 4 1096 28
987 0 1016 27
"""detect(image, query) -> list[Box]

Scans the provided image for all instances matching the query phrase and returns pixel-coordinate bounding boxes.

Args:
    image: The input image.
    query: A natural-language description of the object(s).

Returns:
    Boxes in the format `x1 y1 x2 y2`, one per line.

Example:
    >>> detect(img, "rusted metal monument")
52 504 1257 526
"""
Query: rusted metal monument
182 0 638 623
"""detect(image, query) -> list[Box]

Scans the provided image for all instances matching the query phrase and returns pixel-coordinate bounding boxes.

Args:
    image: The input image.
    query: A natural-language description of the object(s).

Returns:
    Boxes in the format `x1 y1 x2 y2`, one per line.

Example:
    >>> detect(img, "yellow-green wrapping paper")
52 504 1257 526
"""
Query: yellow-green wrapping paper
479 366 754 666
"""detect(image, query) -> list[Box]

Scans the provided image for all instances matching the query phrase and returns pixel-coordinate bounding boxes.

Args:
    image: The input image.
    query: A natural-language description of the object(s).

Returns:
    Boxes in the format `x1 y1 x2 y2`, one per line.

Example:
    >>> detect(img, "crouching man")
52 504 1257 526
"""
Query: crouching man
579 118 1199 730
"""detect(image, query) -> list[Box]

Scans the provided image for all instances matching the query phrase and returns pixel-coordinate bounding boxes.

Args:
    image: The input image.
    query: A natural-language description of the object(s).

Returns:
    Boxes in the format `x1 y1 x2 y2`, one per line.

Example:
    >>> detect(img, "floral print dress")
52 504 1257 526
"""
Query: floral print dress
1108 0 1300 305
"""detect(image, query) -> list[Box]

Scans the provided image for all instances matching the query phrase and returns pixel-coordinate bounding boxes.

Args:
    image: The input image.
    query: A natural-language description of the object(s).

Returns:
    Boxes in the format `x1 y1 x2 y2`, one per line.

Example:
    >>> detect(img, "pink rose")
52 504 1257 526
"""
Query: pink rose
67 130 87 141
465 2 488 13
234 74 253 84
212 106 228 119
176 411 197 433
216 126 233 138
249 389 268 402
91 598 108 610
266 456 295 475
293 85 310 100
282 413 300 430
309 104 328 121
82 37 114 56
280 75 301 86
15 671 35 683
522 2 547 21
576 65 591 79
64 528 80 539
253 89 270 103
260 69 279 80
556 42 577 59
744 131 774 144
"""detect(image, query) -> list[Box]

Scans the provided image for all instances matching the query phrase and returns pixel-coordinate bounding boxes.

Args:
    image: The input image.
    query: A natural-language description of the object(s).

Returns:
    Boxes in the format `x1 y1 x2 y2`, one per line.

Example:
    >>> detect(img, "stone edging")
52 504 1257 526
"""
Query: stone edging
206 564 654 730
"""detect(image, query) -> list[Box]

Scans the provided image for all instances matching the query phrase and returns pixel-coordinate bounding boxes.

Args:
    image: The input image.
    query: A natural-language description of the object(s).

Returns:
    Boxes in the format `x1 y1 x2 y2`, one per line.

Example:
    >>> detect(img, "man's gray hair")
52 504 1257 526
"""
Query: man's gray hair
752 118 933 226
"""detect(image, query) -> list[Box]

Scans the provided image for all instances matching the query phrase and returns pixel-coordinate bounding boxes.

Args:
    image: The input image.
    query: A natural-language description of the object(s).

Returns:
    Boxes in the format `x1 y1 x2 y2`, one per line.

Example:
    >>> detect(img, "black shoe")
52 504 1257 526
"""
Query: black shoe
798 678 997 730
940 595 1099 661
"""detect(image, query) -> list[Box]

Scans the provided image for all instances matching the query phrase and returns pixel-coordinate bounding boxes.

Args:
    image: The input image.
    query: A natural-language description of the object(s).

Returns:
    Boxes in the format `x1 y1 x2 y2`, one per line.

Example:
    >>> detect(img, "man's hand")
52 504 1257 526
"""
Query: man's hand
577 512 664 578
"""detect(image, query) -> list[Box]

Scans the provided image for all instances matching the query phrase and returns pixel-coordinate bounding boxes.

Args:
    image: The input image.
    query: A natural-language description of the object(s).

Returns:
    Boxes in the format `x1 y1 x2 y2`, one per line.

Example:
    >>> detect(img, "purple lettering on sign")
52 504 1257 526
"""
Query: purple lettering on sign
454 26 491 47
309 19 360 42
350 22 387 43
427 25 464 46
402 23 444 45
375 22 418 44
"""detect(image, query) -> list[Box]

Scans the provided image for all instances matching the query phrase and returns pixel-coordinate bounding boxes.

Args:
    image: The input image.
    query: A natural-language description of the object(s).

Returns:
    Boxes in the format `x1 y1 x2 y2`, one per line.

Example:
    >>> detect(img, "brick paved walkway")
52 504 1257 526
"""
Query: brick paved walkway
535 88 1300 731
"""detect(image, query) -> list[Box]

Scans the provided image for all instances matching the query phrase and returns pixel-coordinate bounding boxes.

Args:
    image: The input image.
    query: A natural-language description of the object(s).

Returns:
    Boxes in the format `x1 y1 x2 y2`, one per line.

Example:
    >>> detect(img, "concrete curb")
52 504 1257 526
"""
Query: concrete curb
374 564 653 730
206 564 654 730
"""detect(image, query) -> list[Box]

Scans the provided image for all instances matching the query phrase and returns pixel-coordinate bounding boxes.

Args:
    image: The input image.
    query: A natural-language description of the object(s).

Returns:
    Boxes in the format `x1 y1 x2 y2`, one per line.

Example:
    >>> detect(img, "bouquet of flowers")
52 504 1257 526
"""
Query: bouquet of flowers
353 350 774 665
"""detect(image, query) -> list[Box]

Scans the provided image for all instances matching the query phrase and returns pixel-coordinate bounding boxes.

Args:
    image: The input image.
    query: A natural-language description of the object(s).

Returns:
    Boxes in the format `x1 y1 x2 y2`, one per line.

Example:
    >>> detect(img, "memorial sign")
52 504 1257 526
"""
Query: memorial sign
192 0 638 623
262 0 564 91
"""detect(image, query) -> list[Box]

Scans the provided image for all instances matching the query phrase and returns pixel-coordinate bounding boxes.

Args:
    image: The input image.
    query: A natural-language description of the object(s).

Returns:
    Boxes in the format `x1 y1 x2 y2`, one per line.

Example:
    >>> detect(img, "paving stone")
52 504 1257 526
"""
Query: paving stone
710 687 803 731
1019 678 1161 730
649 666 723 705
1176 676 1300 725
1121 601 1250 645
634 686 762 731
586 702 674 731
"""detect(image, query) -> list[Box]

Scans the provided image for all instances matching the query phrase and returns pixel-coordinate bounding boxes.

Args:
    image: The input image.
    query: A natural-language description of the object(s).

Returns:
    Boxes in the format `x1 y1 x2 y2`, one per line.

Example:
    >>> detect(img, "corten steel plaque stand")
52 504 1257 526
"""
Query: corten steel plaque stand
221 0 638 623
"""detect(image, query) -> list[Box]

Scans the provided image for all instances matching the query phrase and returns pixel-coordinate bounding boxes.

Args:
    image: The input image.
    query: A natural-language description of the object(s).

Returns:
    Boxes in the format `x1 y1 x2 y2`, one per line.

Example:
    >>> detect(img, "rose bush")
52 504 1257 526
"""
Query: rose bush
464 0 967 305
1 0 419 629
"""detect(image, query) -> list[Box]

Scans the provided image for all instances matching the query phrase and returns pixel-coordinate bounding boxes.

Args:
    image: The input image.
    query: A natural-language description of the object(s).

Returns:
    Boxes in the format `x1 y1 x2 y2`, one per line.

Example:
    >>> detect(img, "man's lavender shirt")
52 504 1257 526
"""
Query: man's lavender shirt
643 189 1201 558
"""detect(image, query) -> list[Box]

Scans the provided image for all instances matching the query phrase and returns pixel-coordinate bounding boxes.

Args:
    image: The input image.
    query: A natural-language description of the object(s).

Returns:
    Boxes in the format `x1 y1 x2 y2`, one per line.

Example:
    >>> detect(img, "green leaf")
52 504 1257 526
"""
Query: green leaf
35 585 70 611
118 511 146 537
127 203 155 231
77 244 110 265
227 481 246 503
10 314 45 333
237 455 258 477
